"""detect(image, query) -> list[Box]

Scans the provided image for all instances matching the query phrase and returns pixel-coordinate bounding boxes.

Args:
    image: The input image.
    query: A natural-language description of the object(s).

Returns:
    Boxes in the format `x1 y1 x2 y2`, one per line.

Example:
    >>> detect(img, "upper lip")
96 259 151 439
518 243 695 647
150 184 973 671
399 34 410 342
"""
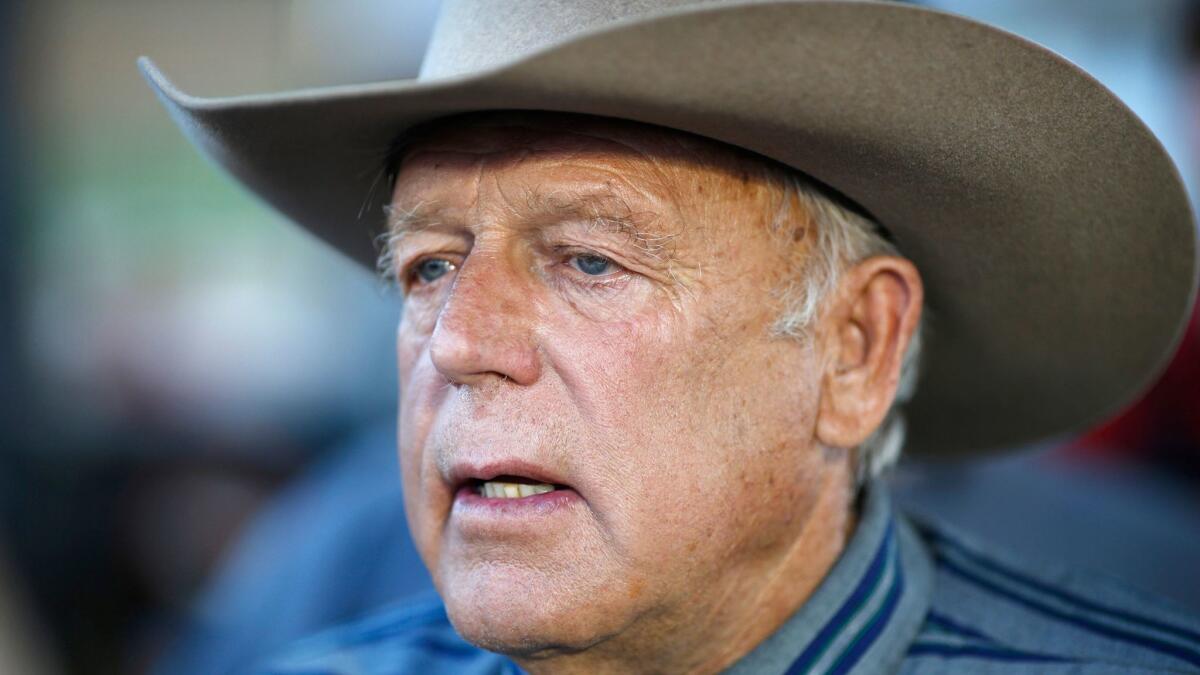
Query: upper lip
447 458 572 490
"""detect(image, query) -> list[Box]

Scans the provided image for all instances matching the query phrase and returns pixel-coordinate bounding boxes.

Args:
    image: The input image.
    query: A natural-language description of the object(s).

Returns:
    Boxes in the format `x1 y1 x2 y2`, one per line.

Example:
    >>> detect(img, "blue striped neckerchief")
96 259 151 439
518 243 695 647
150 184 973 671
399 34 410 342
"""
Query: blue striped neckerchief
724 480 934 675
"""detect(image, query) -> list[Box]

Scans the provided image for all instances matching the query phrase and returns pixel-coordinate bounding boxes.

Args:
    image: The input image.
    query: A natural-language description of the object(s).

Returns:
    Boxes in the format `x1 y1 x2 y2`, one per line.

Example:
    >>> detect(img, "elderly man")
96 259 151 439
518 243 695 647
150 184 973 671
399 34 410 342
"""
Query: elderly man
142 0 1200 673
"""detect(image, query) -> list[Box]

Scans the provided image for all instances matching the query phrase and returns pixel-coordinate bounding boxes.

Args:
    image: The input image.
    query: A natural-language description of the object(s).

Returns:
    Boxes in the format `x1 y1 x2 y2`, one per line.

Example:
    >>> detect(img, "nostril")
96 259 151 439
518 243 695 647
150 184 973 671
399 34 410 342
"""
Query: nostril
428 325 541 387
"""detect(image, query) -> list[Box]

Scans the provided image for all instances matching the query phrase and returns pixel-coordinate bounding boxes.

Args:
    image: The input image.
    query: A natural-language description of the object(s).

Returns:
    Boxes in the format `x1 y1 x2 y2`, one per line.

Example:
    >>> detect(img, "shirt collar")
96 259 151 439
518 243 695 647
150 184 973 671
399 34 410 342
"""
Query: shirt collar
725 480 934 675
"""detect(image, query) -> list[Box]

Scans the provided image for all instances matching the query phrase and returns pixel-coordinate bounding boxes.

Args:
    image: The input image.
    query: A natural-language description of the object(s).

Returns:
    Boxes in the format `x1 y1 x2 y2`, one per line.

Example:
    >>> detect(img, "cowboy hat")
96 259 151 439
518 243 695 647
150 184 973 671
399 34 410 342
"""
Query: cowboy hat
139 0 1198 458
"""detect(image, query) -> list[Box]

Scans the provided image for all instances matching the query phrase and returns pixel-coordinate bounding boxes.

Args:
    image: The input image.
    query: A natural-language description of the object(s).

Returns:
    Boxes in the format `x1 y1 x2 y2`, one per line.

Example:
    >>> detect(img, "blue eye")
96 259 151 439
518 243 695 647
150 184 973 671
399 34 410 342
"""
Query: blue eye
414 258 455 284
572 254 612 276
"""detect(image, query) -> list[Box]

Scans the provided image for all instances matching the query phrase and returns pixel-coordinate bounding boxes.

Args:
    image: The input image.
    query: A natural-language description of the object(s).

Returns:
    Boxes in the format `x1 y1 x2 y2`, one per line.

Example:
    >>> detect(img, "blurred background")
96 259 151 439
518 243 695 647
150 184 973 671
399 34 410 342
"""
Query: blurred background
0 1 1197 673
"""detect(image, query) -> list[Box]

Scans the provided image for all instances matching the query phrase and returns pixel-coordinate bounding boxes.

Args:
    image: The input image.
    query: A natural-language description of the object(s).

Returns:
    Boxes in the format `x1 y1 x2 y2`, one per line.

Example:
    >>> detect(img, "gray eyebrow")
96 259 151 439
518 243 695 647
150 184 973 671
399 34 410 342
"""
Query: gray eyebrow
524 188 678 262
383 201 443 238
376 201 444 280
379 187 680 270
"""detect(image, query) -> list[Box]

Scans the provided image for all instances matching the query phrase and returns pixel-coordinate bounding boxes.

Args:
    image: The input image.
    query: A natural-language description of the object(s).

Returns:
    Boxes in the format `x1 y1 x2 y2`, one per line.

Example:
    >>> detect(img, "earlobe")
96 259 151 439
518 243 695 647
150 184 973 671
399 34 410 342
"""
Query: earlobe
815 257 923 449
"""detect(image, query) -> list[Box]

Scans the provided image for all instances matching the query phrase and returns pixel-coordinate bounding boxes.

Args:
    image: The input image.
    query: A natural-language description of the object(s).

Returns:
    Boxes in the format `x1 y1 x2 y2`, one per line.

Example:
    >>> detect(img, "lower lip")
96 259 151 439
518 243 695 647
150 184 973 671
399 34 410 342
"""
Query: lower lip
452 484 582 523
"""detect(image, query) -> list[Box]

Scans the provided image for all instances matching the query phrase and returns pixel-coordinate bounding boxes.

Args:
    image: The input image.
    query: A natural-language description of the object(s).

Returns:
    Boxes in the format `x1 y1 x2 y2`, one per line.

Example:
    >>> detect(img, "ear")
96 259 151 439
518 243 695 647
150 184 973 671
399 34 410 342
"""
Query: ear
815 256 923 450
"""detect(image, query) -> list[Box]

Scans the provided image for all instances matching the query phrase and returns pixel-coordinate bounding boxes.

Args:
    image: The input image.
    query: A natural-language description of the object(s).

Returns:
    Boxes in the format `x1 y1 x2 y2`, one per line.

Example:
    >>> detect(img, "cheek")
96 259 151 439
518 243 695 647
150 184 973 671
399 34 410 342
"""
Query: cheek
544 308 710 519
395 314 450 570
555 294 820 573
396 302 437 379
545 303 679 427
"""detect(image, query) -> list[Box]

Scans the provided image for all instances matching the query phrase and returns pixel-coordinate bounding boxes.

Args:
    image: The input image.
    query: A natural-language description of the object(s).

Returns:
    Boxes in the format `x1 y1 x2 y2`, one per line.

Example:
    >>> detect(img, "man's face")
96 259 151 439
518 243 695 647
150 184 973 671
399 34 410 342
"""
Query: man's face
390 115 843 660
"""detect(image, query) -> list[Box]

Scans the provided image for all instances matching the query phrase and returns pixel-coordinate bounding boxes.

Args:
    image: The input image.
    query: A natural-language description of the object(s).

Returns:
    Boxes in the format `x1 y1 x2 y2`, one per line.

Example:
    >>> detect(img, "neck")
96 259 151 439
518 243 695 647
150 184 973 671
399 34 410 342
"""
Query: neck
515 462 859 675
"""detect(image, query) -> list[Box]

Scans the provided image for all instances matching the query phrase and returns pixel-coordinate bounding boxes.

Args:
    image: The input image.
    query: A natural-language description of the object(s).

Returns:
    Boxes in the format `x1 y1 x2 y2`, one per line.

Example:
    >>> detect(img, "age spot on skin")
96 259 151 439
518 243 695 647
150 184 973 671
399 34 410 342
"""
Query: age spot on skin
627 578 646 600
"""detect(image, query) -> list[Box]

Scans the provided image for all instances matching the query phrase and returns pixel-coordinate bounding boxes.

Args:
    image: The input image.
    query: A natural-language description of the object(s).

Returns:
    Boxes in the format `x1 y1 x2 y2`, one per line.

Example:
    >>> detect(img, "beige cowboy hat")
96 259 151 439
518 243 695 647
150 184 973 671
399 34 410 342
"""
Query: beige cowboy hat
139 0 1197 458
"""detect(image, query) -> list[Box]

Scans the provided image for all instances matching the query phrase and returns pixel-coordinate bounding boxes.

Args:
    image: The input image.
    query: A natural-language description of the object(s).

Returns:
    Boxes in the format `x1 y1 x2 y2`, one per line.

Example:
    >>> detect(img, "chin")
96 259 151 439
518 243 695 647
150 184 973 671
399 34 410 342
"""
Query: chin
438 561 621 658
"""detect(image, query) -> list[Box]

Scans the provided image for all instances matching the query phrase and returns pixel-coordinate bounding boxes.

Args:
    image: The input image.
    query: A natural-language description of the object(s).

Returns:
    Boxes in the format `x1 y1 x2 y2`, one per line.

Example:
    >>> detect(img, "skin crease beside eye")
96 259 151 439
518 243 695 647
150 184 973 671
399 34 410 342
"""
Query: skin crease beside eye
386 114 914 675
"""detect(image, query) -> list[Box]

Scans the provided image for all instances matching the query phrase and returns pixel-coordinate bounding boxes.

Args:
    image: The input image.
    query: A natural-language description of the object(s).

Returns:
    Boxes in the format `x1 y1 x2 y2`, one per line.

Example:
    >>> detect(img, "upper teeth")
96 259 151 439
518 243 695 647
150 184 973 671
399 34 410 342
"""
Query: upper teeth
480 481 555 498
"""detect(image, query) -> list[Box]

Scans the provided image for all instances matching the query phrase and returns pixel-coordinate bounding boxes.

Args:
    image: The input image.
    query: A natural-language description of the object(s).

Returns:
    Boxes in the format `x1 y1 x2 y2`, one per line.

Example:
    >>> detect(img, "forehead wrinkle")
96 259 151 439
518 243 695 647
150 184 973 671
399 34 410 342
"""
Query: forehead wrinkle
383 180 674 260
388 147 491 238
518 131 768 261
520 184 682 265
390 116 779 276
540 130 705 219
534 159 682 231
398 117 713 214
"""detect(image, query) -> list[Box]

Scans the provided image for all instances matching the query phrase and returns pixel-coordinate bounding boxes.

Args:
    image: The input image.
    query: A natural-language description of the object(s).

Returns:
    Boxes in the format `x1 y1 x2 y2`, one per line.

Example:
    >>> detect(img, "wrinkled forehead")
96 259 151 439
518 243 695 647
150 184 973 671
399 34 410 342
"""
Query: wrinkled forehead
384 112 805 263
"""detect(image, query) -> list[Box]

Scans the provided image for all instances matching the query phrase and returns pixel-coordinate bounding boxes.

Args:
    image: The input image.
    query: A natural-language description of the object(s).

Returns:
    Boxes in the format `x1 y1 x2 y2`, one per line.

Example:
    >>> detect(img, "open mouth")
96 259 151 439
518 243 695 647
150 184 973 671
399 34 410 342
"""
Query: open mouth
470 475 570 499
449 464 582 528
448 461 580 513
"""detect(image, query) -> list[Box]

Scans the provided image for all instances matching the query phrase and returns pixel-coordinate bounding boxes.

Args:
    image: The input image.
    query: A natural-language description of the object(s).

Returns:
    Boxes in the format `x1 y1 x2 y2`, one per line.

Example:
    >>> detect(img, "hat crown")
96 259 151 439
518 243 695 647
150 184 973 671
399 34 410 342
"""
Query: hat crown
420 0 716 79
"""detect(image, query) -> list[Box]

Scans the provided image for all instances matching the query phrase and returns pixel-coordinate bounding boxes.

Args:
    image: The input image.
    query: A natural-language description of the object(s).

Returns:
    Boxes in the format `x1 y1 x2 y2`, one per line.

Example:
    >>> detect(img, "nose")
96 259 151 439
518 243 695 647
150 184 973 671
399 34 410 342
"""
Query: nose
428 252 542 387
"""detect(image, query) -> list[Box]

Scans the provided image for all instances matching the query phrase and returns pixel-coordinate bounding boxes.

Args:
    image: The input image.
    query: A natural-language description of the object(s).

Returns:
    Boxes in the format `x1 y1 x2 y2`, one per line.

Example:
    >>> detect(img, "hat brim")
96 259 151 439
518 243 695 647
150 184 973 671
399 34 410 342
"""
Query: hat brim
139 0 1197 458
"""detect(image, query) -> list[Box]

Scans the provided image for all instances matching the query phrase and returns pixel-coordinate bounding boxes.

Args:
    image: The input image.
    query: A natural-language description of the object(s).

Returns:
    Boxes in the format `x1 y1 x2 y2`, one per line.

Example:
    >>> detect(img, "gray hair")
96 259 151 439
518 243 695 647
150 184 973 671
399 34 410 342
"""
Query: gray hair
768 173 924 485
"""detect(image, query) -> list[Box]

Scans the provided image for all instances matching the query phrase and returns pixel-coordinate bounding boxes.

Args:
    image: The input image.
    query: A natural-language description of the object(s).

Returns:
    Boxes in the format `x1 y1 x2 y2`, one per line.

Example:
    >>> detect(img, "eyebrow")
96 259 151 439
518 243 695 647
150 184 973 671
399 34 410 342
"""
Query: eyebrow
385 188 680 263
383 201 444 239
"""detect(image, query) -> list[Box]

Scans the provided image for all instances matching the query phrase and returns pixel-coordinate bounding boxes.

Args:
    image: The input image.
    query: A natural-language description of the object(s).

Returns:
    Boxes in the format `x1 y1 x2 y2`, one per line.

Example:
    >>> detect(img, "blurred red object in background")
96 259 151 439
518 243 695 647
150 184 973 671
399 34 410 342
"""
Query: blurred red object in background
1071 300 1200 476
